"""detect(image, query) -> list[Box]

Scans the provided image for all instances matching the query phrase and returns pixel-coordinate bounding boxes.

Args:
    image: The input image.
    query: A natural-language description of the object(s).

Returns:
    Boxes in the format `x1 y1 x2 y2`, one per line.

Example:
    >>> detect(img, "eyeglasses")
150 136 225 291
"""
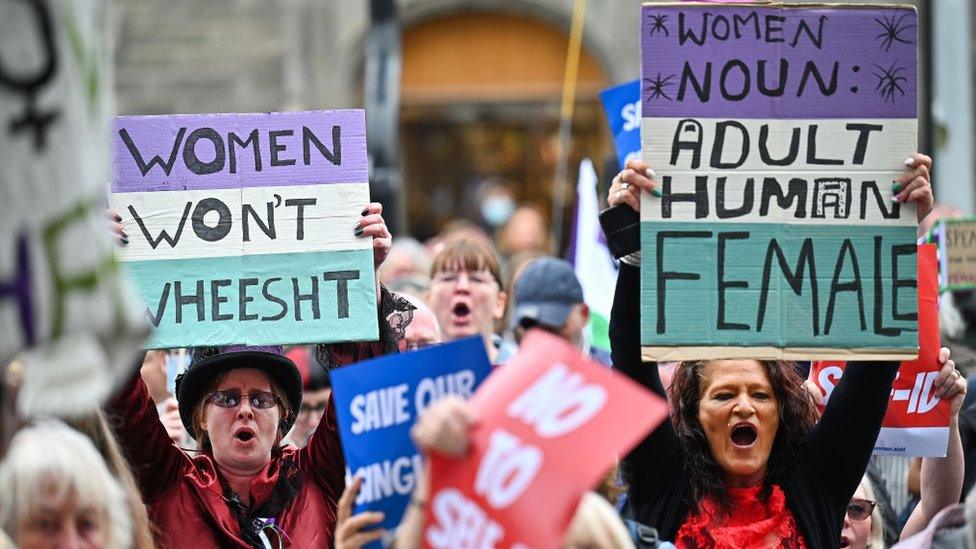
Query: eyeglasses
431 270 497 287
299 401 327 414
847 498 876 521
207 389 278 409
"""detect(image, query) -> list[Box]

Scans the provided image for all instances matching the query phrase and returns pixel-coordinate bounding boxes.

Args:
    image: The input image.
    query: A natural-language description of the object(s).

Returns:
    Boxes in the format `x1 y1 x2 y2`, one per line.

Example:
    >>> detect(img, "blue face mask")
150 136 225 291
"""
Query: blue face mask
481 196 515 227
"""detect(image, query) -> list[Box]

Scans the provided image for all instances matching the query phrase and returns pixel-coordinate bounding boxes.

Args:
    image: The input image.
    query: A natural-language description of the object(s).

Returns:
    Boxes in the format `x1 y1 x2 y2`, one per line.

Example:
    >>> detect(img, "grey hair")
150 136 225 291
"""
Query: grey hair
0 421 132 548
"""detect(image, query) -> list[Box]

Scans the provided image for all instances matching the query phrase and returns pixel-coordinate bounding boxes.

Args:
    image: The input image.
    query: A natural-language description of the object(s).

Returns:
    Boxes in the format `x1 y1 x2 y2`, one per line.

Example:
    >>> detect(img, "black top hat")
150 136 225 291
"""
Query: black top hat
175 346 303 437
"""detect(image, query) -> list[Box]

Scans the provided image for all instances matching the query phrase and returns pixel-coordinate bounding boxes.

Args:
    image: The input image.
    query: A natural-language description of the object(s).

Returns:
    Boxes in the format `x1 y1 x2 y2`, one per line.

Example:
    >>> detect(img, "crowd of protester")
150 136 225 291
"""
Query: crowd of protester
2 149 976 549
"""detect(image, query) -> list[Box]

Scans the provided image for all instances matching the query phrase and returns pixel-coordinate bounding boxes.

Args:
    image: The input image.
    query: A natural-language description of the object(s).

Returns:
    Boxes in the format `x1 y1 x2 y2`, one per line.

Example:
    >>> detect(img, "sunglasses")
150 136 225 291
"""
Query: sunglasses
847 498 876 521
208 389 278 410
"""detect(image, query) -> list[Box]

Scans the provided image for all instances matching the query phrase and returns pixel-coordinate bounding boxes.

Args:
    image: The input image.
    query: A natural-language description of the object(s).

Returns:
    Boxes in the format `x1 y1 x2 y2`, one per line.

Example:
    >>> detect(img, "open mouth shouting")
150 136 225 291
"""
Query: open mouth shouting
729 422 759 449
234 427 256 444
449 299 473 326
840 535 851 548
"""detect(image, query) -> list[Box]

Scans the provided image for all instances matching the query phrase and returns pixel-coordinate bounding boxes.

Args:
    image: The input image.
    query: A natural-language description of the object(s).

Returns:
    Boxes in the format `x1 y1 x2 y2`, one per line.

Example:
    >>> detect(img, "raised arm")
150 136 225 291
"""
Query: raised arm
900 356 966 539
104 360 187 502
806 360 899 506
606 159 682 506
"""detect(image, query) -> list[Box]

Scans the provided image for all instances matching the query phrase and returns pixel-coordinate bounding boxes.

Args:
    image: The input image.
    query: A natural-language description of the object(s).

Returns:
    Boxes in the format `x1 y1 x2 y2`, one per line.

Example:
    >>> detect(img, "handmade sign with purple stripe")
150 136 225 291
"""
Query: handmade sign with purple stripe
639 4 919 361
110 110 378 348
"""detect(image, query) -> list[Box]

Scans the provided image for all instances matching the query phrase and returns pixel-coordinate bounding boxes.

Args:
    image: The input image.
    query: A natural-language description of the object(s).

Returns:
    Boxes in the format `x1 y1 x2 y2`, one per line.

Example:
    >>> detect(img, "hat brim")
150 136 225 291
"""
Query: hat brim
176 351 303 437
511 302 574 331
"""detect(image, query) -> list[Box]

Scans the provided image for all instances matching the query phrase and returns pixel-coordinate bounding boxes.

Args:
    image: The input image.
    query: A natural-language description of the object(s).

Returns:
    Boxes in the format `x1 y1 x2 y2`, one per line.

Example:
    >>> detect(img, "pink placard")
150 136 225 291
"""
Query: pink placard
423 330 669 548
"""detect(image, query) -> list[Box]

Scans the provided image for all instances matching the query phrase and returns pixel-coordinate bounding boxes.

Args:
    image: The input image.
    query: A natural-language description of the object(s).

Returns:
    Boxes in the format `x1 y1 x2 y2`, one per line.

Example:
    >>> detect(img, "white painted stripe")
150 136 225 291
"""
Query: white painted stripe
110 183 371 261
874 426 950 457
639 171 917 226
641 118 917 172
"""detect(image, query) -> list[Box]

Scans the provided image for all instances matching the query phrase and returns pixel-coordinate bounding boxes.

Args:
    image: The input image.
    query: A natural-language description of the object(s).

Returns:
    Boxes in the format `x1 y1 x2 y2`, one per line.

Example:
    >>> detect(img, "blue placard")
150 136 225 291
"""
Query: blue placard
599 80 641 170
331 337 492 537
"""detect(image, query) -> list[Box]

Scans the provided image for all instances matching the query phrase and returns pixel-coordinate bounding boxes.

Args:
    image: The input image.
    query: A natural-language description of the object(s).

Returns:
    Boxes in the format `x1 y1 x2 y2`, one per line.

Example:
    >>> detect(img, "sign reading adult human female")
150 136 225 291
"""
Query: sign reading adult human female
110 110 377 347
639 4 919 360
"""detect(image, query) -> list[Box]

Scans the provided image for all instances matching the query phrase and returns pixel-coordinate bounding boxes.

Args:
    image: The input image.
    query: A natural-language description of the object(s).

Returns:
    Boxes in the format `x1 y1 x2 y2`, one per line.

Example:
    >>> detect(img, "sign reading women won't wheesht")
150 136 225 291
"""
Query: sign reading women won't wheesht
639 4 919 361
110 110 377 348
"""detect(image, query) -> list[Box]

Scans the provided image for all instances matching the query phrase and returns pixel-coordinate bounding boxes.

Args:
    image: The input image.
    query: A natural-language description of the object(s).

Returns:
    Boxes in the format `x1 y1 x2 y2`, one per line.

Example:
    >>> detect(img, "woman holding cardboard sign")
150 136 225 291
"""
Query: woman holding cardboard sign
105 204 412 548
605 155 958 548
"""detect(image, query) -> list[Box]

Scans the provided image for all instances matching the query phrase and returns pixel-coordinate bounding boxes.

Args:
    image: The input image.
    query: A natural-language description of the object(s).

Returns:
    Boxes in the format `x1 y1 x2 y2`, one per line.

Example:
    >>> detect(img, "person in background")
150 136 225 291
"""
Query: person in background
426 239 511 364
509 257 591 352
66 409 157 549
283 346 332 449
497 205 551 258
379 237 432 288
0 421 133 549
401 294 442 352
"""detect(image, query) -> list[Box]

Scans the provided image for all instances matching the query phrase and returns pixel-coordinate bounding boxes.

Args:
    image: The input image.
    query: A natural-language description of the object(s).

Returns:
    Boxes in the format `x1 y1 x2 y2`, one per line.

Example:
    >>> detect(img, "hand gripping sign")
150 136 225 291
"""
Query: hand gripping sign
423 330 668 548
810 244 950 457
331 337 492 542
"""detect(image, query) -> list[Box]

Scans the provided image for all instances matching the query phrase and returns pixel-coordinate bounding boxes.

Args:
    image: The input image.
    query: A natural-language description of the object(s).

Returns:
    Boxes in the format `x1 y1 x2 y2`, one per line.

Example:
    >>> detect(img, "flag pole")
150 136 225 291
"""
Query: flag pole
550 0 588 253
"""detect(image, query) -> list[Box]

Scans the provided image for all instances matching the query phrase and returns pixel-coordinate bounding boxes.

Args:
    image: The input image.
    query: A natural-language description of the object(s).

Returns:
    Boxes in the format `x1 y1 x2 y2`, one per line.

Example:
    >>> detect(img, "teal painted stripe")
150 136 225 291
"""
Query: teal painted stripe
639 222 918 350
121 249 378 348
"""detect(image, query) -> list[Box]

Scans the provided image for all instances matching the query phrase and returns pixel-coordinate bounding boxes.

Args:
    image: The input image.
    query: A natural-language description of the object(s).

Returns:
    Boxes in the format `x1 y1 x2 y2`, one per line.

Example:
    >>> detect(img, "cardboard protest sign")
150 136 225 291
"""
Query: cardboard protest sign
929 218 976 292
810 244 949 457
599 80 641 170
423 330 668 548
331 337 492 541
1 0 148 415
110 110 377 348
639 4 919 361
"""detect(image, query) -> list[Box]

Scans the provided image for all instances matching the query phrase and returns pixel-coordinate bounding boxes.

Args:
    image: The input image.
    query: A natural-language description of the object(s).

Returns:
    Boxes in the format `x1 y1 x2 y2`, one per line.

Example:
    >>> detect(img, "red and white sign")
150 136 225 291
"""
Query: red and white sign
810 244 950 457
423 330 668 548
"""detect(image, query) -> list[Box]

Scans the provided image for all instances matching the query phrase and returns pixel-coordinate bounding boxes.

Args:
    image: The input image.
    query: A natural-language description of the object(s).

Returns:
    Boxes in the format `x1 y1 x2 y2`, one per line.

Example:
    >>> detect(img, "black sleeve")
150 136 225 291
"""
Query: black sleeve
806 360 899 507
611 263 682 505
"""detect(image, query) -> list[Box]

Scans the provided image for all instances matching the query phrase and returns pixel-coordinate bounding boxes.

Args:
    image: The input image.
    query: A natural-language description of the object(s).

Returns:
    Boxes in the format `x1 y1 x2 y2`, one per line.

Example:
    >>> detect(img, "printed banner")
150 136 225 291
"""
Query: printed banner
930 218 976 292
423 330 668 548
331 337 492 542
639 4 919 361
599 80 641 170
810 244 949 457
110 110 378 348
1 0 147 415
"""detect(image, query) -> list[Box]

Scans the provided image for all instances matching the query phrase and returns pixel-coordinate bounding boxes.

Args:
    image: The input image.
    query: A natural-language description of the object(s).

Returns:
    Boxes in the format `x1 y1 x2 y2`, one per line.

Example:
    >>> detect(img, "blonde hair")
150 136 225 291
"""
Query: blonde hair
0 421 132 548
563 492 635 549
858 476 886 549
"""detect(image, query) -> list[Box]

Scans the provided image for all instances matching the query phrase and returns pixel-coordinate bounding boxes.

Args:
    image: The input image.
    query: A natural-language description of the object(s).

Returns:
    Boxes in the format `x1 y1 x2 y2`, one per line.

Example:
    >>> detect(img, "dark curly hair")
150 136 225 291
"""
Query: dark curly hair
669 359 818 512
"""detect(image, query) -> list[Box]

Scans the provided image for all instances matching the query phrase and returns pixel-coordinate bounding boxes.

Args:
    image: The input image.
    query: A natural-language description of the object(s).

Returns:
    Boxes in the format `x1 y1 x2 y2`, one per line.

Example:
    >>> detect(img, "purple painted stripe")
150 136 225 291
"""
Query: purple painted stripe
641 6 917 119
112 110 367 192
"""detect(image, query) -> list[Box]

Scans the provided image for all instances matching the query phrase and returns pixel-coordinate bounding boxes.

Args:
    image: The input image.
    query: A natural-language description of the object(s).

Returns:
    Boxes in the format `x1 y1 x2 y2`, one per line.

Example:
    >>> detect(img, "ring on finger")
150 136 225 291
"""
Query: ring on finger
621 182 631 191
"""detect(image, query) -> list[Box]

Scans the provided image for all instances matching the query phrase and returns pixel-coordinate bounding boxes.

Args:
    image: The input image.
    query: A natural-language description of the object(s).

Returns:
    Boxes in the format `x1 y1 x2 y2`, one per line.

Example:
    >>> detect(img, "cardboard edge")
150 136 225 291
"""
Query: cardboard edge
640 345 918 362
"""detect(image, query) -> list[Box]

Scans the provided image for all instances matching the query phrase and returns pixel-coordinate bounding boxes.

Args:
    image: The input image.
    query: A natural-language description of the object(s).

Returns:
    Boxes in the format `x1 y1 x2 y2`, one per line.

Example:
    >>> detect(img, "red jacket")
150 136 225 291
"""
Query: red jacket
109 377 345 547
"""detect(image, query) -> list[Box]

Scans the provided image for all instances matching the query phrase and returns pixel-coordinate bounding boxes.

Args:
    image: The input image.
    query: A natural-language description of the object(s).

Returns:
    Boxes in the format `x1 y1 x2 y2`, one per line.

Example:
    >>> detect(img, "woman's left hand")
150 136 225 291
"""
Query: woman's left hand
356 202 392 270
934 347 967 415
895 153 933 222
335 475 385 549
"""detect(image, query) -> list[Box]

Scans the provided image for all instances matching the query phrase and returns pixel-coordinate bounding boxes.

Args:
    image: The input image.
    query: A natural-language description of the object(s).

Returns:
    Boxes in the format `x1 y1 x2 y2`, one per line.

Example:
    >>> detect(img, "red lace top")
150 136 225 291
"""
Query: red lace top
675 484 807 549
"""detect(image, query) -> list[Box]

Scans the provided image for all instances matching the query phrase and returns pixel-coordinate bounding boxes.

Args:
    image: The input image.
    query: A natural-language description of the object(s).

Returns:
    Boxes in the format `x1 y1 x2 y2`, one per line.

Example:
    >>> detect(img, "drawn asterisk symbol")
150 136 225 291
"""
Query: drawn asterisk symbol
647 13 669 37
872 62 908 102
874 12 915 52
643 73 675 101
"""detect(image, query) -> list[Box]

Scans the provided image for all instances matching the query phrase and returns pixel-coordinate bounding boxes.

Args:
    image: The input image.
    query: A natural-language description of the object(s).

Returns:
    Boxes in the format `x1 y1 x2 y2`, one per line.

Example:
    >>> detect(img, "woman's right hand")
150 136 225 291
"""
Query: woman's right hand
335 476 385 549
607 158 660 213
410 396 476 457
